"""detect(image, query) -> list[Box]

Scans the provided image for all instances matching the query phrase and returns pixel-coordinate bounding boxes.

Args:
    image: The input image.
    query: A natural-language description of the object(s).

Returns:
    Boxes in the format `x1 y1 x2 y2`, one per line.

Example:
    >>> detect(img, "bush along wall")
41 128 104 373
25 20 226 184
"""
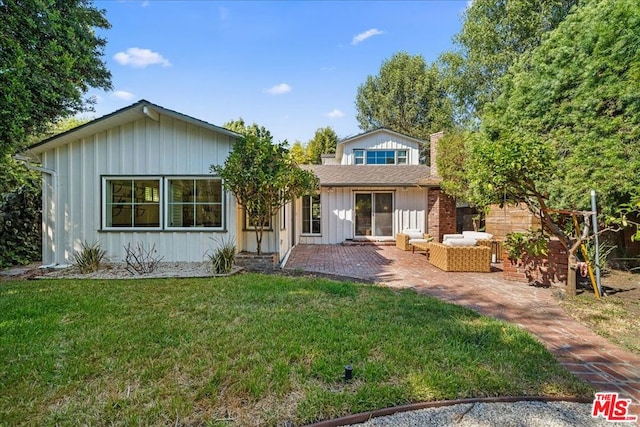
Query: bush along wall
0 184 42 268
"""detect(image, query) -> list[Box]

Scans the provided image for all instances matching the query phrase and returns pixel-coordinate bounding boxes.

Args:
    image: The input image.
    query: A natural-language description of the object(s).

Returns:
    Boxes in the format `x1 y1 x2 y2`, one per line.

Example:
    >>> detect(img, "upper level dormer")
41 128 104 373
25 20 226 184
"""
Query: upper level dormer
321 128 423 166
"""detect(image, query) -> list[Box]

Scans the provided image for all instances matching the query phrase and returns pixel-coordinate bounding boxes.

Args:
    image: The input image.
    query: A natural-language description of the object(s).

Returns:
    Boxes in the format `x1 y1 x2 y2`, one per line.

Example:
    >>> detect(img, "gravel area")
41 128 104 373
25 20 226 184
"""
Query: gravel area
351 401 632 427
35 262 238 280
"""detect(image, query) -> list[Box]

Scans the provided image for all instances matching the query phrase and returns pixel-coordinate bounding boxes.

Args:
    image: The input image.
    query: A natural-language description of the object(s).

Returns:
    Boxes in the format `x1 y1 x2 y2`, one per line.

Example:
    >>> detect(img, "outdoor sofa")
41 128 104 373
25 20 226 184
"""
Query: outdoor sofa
428 242 492 272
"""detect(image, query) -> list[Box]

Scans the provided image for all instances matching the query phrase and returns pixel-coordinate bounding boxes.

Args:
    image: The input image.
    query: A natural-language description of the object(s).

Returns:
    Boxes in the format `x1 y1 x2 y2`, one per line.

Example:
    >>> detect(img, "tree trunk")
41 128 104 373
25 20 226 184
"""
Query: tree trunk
255 227 263 255
566 254 577 296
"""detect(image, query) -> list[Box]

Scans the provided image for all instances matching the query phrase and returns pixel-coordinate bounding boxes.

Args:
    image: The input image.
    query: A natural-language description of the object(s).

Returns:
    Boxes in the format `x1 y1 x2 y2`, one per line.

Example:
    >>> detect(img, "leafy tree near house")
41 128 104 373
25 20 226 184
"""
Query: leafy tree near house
466 0 640 253
305 126 338 164
355 52 453 162
439 0 579 125
288 141 308 165
0 0 112 157
212 133 318 255
223 118 272 140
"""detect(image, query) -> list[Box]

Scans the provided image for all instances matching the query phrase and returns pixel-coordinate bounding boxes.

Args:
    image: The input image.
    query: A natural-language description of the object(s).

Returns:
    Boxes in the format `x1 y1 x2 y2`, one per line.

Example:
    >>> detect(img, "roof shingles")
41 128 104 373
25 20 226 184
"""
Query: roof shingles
302 165 440 187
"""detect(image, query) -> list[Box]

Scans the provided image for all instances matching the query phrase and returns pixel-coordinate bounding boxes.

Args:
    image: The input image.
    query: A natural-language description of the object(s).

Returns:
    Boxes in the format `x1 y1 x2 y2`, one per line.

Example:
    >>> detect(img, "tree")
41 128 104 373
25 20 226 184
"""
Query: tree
0 0 112 156
355 52 453 161
288 141 308 165
212 133 318 255
223 118 272 140
305 126 338 164
440 0 578 124
467 0 640 251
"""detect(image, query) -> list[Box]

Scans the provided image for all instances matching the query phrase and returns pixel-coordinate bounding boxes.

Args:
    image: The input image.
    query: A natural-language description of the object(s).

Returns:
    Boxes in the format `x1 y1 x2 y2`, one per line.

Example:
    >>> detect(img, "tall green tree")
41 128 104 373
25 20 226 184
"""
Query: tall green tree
288 141 308 165
0 0 112 156
305 126 338 165
468 0 640 250
355 52 453 161
212 133 318 255
223 118 272 140
440 0 578 124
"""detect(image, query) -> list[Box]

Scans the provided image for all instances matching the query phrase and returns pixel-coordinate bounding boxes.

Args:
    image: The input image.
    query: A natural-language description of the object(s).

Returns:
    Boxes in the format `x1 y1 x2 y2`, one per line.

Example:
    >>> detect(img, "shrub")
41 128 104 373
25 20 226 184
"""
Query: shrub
124 242 163 274
209 237 236 274
72 241 107 273
504 229 548 261
0 184 41 268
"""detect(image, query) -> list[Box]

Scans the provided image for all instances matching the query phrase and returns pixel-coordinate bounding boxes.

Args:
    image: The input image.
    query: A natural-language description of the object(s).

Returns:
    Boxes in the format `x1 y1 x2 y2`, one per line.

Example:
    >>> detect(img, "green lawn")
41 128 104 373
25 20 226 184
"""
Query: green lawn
0 273 592 425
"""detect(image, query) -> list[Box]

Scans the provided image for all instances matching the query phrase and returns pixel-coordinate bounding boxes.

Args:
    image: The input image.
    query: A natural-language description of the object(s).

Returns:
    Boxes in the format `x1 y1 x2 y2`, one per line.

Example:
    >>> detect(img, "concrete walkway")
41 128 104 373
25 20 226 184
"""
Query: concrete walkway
284 244 640 412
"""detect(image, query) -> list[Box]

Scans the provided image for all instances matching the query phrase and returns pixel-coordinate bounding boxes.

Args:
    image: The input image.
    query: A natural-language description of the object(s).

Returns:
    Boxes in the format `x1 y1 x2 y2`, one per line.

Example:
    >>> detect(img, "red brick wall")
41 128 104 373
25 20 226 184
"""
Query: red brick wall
502 239 568 286
427 189 457 242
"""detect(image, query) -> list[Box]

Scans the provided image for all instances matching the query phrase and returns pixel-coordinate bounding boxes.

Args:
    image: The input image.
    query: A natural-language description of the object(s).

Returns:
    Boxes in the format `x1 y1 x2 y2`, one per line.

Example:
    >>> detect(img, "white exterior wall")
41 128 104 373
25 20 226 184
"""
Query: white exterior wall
297 186 427 244
340 134 420 165
39 113 240 264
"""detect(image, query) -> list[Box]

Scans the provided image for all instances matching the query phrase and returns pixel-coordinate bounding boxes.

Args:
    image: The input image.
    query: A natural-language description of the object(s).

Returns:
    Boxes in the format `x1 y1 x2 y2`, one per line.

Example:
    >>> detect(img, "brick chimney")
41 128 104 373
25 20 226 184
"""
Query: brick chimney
429 131 444 177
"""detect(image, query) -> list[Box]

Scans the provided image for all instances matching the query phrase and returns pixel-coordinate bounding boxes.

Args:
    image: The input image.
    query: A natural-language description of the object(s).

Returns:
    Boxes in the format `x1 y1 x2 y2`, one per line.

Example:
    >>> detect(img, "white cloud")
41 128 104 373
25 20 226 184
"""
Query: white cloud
112 90 135 100
326 109 344 119
113 47 171 68
264 83 292 95
321 66 336 72
352 28 384 45
141 1 150 7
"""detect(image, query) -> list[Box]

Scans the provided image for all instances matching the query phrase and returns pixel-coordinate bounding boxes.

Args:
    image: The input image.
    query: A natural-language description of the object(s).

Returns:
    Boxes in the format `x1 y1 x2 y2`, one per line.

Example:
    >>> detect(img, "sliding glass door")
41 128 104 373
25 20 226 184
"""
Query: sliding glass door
355 192 393 237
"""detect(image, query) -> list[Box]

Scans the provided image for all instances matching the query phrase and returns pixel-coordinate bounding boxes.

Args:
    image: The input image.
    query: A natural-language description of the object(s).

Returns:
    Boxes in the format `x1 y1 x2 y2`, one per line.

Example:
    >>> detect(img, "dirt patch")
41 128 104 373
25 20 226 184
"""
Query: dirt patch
558 269 640 355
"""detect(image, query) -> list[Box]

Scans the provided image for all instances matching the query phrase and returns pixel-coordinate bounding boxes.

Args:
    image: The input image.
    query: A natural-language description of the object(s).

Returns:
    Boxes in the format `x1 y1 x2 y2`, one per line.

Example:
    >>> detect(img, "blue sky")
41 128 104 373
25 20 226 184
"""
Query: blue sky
91 0 468 145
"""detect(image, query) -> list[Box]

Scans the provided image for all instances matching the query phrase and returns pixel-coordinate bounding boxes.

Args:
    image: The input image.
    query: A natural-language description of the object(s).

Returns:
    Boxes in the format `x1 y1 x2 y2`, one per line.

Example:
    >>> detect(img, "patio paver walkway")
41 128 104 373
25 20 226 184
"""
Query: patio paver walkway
284 244 640 413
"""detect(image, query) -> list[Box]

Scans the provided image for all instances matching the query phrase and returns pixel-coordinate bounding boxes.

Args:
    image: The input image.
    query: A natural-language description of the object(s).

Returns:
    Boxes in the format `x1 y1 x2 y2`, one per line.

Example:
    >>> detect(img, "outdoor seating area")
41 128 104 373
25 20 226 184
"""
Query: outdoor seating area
428 242 492 272
395 229 433 251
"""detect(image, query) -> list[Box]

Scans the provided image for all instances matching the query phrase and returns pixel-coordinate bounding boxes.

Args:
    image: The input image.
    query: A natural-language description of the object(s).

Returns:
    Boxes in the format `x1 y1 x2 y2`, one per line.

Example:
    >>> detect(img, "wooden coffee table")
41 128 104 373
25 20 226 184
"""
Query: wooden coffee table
411 241 431 256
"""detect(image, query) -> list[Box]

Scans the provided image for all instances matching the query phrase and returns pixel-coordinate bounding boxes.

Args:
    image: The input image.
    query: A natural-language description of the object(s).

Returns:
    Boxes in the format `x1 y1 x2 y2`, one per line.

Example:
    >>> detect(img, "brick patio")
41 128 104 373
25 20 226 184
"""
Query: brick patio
284 244 640 411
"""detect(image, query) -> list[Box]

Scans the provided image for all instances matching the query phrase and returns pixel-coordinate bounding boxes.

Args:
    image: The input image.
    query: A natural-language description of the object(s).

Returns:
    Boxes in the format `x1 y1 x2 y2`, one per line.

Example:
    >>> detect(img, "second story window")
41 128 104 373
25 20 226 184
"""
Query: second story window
366 150 396 164
354 150 365 165
397 150 407 164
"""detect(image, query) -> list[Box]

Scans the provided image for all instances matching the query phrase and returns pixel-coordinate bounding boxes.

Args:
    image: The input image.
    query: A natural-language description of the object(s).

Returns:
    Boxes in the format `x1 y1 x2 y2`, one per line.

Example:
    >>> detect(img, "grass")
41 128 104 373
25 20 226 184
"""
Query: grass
558 292 640 356
0 273 592 425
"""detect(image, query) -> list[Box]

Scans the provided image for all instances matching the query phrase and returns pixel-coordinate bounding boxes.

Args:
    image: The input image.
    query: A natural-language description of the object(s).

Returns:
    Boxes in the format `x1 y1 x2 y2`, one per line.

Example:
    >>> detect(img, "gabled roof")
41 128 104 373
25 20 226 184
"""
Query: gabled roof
24 99 242 156
338 128 426 146
303 165 441 187
333 128 426 161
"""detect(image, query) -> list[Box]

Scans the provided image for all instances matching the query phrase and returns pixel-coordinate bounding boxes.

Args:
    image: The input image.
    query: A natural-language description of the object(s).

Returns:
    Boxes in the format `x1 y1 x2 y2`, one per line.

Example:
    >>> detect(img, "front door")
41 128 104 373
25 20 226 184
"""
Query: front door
355 192 393 237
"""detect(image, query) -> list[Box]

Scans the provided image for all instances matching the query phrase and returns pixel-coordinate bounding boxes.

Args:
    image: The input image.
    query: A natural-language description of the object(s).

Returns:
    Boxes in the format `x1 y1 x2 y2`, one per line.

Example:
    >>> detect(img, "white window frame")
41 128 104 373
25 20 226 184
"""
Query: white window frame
102 176 163 231
165 177 225 231
354 149 365 165
397 150 408 164
301 194 321 235
244 208 272 231
102 175 226 231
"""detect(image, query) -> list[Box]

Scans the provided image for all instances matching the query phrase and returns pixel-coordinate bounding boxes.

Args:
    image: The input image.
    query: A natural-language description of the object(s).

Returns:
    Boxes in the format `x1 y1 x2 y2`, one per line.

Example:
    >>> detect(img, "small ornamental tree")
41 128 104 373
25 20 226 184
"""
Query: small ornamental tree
212 133 318 255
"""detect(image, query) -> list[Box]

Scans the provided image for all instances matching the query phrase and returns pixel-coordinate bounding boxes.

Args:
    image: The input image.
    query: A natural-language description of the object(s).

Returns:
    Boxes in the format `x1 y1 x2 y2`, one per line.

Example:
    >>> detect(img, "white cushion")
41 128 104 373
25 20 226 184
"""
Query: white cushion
462 231 493 240
442 234 464 242
409 238 430 245
402 229 424 240
443 238 477 247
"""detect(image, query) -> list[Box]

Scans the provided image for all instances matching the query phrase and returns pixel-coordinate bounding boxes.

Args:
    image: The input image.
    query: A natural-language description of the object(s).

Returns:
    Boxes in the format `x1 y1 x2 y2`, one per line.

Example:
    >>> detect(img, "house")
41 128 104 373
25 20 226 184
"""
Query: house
19 101 456 267
19 100 250 266
292 128 456 246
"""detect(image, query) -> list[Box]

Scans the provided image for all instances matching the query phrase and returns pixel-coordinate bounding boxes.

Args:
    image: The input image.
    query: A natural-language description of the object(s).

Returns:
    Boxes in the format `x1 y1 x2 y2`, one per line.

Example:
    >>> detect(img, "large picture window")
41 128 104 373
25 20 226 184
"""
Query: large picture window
302 194 321 234
105 178 161 228
102 176 224 230
168 179 223 228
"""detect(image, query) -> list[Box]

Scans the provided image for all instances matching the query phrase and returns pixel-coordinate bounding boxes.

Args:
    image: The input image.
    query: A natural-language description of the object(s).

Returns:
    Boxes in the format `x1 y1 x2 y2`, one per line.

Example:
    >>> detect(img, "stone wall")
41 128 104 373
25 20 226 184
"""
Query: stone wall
235 252 279 272
502 239 568 286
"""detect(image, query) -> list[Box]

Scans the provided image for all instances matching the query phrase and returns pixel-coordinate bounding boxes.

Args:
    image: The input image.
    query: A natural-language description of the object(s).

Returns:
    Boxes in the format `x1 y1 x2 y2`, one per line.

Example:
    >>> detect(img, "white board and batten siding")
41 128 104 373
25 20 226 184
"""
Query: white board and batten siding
39 113 237 264
341 134 421 166
296 186 427 244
